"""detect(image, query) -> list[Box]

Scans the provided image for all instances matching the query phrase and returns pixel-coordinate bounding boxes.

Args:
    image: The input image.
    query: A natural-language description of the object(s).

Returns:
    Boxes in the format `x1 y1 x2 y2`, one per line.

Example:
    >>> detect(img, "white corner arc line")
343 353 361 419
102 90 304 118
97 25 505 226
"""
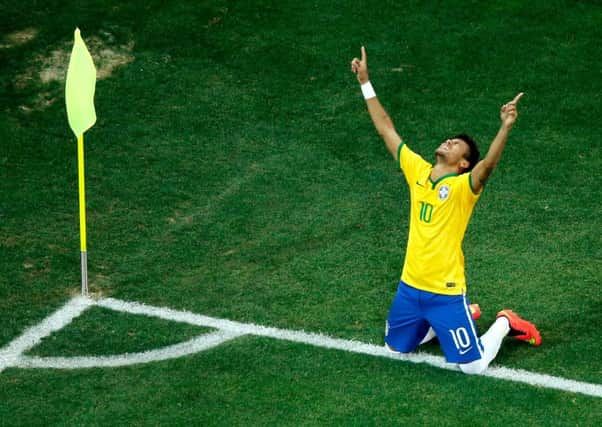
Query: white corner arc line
0 297 93 373
97 298 602 398
16 330 243 369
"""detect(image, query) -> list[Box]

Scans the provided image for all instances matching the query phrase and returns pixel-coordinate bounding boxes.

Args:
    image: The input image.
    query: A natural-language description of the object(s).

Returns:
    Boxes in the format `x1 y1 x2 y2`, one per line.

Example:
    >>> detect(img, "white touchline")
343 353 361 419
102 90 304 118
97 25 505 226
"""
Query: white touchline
1 297 601 399
96 298 602 398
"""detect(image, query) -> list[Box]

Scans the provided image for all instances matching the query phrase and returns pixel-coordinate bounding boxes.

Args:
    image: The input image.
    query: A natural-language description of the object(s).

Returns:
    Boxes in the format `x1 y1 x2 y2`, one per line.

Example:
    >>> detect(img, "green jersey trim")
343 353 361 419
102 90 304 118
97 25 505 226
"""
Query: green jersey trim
468 173 480 195
397 142 405 166
429 172 459 189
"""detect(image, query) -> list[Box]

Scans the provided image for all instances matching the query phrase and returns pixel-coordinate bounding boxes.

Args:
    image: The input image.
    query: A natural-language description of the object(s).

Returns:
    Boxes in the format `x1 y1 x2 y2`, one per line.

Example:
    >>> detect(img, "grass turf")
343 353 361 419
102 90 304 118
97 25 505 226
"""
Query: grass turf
1 0 601 425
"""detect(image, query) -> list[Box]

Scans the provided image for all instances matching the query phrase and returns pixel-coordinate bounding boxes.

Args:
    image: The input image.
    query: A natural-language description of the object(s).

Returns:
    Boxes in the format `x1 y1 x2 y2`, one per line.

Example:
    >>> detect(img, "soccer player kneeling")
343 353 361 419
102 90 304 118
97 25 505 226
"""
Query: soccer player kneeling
351 47 540 374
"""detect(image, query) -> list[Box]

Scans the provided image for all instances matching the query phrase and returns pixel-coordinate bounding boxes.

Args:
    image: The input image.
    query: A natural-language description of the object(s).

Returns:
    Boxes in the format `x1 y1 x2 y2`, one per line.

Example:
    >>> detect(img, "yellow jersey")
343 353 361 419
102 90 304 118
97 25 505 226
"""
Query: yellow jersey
398 143 481 295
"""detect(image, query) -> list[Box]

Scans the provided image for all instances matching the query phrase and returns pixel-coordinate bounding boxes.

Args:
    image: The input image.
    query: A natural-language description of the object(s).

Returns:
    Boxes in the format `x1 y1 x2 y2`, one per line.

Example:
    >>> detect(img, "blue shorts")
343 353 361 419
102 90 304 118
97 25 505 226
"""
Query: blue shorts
385 281 484 363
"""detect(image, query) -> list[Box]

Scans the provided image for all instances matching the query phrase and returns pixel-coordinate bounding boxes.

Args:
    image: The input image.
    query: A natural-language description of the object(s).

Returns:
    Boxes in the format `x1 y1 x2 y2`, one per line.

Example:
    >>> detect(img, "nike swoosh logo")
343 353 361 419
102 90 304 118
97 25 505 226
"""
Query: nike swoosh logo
416 181 425 187
459 347 473 355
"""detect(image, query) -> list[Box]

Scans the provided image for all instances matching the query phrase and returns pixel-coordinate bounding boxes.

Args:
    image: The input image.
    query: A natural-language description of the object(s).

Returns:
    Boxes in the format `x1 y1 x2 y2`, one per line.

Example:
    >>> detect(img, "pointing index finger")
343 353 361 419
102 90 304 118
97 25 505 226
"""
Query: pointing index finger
511 92 524 104
361 46 367 62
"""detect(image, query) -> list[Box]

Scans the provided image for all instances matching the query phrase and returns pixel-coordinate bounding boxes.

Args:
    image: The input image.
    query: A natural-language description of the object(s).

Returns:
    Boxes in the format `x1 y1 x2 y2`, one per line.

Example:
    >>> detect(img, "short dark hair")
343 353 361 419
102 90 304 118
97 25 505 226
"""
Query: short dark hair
453 133 480 172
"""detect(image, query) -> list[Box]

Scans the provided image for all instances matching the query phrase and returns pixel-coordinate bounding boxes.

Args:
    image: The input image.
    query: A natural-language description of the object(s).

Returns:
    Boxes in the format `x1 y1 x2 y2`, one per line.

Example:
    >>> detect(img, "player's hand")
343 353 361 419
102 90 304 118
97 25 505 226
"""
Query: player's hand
500 92 524 129
351 46 369 84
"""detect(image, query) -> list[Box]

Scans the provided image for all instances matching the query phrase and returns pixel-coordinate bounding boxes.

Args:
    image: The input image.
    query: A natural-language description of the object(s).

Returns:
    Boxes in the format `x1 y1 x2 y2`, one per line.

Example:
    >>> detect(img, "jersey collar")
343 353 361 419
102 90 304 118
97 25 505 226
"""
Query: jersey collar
428 172 459 189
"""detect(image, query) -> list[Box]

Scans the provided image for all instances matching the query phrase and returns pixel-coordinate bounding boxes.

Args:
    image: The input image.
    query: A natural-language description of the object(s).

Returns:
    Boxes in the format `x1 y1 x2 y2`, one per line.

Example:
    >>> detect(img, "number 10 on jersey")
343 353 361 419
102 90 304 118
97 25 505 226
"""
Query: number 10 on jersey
419 201 434 223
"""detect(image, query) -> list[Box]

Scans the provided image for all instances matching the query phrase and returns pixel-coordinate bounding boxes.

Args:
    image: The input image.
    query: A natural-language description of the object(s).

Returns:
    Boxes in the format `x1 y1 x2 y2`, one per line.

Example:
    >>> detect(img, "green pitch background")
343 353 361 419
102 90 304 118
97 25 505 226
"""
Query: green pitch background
1 0 601 425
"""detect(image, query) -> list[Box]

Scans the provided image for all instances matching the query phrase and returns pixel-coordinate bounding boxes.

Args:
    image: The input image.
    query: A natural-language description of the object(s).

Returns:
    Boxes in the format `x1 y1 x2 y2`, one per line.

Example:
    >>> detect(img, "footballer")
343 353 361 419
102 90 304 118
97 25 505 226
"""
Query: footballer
351 46 540 374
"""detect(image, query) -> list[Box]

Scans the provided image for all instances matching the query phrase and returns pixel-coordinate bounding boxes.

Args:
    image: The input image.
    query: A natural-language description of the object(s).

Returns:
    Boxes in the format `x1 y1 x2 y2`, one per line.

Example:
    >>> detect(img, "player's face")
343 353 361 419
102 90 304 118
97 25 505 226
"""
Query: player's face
435 138 470 166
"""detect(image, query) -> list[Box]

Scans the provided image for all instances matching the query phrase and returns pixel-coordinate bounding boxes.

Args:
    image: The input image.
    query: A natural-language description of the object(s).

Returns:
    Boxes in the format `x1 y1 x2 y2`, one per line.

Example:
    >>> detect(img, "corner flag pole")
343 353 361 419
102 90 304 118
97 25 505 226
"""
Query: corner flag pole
77 134 88 295
66 28 97 296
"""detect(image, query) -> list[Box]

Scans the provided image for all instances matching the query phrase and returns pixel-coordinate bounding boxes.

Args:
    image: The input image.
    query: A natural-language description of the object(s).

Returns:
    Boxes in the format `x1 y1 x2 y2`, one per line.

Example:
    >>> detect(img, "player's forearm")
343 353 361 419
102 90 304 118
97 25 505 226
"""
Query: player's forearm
364 96 402 159
471 124 513 192
351 48 402 159
482 124 511 170
365 97 395 136
472 93 523 192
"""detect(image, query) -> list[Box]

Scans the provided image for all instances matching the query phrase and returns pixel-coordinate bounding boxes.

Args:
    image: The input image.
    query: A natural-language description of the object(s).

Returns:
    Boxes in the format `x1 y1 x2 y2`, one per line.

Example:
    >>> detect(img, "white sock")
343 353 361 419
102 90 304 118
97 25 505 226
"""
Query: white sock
480 317 510 362
419 327 437 345
460 317 510 374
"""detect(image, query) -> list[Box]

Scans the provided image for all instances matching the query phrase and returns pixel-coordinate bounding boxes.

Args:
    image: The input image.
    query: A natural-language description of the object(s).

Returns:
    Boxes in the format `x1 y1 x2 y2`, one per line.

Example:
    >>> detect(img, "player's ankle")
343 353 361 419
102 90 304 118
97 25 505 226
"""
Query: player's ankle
495 316 510 334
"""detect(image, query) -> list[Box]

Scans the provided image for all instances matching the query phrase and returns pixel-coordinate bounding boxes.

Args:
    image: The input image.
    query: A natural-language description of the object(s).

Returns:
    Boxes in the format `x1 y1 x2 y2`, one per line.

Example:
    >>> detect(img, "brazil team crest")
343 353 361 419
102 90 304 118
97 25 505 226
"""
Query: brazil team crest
438 185 450 201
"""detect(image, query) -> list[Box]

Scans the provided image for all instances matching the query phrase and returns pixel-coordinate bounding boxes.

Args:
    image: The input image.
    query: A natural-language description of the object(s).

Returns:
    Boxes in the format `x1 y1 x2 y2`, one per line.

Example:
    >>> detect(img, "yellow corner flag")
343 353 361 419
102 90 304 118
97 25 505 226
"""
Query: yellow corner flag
66 28 96 137
65 28 97 296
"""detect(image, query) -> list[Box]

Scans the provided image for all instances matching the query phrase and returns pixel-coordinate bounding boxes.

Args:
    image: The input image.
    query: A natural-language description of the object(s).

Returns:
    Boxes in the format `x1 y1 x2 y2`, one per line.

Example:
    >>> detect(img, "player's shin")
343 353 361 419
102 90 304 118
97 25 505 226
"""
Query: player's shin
459 317 509 374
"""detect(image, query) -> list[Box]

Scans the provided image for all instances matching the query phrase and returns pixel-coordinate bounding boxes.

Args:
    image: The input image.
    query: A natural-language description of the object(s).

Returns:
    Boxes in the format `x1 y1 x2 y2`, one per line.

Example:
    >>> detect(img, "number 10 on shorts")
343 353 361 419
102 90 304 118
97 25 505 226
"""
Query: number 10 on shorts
449 327 471 350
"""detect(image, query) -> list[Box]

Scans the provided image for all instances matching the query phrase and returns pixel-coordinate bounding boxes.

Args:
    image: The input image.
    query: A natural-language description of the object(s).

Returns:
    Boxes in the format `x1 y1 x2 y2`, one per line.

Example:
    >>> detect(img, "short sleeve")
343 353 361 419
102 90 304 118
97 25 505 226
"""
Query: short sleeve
459 173 482 204
399 143 431 184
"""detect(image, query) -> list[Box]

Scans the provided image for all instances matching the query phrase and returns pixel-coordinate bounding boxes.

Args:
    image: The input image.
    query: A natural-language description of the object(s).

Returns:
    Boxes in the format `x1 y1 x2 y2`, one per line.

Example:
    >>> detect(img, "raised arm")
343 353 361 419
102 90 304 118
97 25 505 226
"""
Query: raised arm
471 92 524 193
351 47 402 161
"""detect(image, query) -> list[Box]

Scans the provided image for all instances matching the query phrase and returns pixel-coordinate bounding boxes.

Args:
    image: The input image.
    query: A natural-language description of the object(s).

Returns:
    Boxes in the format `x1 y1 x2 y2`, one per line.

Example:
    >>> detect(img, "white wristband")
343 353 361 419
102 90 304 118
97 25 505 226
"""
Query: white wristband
361 81 376 100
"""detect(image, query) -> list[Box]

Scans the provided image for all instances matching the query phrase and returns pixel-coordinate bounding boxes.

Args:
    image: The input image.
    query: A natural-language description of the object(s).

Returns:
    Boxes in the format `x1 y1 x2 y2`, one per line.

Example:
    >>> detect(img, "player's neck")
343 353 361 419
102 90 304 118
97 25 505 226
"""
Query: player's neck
430 162 461 182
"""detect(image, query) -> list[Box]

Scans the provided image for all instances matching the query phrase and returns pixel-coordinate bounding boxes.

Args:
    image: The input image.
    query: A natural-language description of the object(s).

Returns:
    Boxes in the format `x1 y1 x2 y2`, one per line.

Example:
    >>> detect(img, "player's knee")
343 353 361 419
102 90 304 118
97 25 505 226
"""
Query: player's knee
385 343 403 353
385 342 414 355
459 358 488 375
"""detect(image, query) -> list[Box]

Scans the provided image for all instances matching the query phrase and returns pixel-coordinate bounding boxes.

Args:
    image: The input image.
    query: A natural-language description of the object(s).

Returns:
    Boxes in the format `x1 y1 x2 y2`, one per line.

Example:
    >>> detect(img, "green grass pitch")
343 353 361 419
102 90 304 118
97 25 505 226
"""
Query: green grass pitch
1 0 601 425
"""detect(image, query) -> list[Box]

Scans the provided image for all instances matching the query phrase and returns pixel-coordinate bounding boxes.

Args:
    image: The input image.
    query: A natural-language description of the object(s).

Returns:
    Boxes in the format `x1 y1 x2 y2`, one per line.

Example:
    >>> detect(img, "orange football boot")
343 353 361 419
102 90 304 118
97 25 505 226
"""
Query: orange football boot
497 309 542 346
